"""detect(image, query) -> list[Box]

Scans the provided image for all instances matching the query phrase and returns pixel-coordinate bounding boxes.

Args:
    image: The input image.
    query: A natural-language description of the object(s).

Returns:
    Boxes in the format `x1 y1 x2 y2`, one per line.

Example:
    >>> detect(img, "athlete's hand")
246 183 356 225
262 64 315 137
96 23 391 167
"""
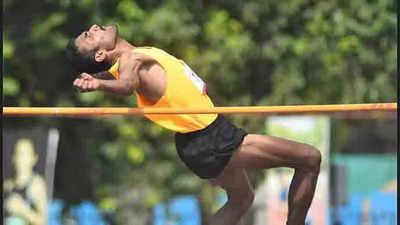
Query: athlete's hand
73 73 101 92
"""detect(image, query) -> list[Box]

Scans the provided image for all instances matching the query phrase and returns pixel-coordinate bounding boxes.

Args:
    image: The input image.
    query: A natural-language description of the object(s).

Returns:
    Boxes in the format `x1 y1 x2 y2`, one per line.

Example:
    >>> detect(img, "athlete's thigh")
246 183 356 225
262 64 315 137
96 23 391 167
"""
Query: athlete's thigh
226 134 316 170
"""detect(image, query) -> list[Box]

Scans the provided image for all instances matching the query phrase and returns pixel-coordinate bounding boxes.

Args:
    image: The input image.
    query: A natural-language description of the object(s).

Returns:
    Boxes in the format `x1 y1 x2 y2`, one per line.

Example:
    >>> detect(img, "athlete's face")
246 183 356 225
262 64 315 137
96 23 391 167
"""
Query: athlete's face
75 24 119 53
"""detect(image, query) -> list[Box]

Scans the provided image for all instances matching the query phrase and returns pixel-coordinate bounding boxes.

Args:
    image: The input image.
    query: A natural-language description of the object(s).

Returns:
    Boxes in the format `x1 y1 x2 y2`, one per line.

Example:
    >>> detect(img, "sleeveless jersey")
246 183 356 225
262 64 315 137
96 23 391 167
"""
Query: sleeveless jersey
108 47 217 133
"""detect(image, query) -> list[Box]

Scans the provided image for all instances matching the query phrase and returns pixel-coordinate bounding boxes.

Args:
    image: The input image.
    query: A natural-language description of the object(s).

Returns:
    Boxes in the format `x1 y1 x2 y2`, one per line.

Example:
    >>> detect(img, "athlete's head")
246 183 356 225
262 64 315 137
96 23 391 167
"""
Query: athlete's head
65 24 119 74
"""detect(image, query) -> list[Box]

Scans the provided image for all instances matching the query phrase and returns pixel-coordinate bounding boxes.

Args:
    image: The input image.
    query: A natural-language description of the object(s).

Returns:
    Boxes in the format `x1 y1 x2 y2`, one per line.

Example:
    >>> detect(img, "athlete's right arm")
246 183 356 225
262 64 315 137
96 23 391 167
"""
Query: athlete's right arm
73 73 136 96
91 71 115 80
73 55 140 96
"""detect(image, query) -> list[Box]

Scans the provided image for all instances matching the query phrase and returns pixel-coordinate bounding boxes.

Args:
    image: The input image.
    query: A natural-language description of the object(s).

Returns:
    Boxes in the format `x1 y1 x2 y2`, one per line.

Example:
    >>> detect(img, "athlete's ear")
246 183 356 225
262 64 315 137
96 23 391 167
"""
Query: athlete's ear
95 50 106 63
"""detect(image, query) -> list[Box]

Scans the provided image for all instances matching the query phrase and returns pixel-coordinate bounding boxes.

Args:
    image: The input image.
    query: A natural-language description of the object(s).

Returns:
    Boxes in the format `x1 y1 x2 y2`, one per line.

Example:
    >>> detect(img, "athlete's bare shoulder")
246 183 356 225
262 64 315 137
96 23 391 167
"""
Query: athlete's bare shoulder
115 51 142 90
117 51 140 75
119 50 153 70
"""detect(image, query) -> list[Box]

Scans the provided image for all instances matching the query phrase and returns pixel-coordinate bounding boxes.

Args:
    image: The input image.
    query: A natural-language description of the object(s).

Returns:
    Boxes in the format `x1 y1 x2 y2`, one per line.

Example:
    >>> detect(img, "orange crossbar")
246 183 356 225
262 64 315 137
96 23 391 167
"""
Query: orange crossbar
2 103 397 116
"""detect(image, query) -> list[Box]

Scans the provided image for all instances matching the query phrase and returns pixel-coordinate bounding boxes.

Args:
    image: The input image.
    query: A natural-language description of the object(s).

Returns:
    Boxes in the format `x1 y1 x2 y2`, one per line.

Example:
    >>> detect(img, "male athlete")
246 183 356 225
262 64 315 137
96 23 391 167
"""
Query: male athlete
66 24 321 225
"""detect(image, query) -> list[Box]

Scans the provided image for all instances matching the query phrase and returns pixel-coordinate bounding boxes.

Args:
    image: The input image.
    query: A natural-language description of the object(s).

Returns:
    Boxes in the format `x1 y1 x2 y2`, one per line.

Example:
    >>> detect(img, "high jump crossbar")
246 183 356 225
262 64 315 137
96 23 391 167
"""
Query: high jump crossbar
2 103 397 116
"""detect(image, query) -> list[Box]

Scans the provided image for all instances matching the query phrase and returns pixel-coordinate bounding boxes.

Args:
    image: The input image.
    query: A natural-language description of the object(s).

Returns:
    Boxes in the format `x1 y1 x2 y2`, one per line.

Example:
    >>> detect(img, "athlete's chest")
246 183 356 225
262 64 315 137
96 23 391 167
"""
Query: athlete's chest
137 63 167 103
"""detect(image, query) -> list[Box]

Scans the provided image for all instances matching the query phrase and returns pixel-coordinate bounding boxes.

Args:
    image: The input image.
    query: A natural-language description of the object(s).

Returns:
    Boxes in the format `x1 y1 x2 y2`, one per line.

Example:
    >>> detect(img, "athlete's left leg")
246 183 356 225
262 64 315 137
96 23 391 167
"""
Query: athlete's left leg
208 168 254 225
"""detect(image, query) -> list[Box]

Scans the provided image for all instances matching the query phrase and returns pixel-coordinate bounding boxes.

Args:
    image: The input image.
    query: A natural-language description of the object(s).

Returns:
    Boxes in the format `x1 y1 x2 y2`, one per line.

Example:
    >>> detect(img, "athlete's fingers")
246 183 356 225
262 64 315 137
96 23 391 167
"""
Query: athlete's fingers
73 78 81 86
81 73 93 80
74 81 80 88
77 79 84 88
73 75 97 92
79 78 85 85
82 80 88 90
76 87 85 93
86 81 91 90
74 84 84 92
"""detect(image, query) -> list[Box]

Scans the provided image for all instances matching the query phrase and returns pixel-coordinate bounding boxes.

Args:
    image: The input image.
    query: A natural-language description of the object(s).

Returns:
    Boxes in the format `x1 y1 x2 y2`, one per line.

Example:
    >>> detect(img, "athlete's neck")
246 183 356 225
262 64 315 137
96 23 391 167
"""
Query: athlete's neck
107 38 136 64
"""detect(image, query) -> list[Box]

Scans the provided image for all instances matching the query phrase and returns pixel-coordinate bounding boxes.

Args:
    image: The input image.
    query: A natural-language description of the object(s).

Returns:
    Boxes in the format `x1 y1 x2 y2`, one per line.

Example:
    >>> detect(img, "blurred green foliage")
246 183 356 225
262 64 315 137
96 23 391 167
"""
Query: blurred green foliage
3 0 396 224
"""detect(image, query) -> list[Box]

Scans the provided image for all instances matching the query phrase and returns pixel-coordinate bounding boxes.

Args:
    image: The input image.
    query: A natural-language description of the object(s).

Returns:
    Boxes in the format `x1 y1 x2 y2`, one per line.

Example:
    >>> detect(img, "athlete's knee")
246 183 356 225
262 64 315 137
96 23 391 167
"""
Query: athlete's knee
302 145 321 172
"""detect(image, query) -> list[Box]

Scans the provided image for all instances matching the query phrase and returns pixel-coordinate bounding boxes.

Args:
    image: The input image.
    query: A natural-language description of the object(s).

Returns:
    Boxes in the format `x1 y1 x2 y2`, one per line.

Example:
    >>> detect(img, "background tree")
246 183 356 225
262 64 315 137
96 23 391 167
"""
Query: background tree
3 0 396 224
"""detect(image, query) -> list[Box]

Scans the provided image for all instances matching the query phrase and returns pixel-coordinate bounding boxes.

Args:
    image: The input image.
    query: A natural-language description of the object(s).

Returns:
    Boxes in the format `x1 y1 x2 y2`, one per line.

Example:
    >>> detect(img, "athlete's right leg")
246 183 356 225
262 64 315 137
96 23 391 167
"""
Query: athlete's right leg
208 168 254 225
226 134 321 225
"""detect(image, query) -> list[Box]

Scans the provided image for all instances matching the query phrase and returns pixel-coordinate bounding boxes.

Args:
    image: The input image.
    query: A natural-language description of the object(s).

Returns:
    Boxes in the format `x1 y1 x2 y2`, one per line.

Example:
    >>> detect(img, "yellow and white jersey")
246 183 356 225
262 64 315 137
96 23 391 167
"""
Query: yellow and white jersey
108 46 217 133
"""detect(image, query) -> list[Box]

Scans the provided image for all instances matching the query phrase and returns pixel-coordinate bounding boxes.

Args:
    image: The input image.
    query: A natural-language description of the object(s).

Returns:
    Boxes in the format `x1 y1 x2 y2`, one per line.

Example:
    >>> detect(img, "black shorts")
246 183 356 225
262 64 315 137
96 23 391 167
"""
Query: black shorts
175 115 247 179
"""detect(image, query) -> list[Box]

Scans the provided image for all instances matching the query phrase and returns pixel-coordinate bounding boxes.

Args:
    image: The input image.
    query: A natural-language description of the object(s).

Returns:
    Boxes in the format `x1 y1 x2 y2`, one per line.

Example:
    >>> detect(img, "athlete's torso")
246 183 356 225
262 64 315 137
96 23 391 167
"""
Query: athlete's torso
135 55 167 103
108 46 217 133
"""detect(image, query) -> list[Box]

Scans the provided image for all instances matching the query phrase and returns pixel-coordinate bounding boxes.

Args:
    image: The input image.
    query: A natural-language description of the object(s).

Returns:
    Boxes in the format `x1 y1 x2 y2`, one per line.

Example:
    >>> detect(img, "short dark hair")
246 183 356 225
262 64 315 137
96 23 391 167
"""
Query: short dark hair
65 38 112 74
